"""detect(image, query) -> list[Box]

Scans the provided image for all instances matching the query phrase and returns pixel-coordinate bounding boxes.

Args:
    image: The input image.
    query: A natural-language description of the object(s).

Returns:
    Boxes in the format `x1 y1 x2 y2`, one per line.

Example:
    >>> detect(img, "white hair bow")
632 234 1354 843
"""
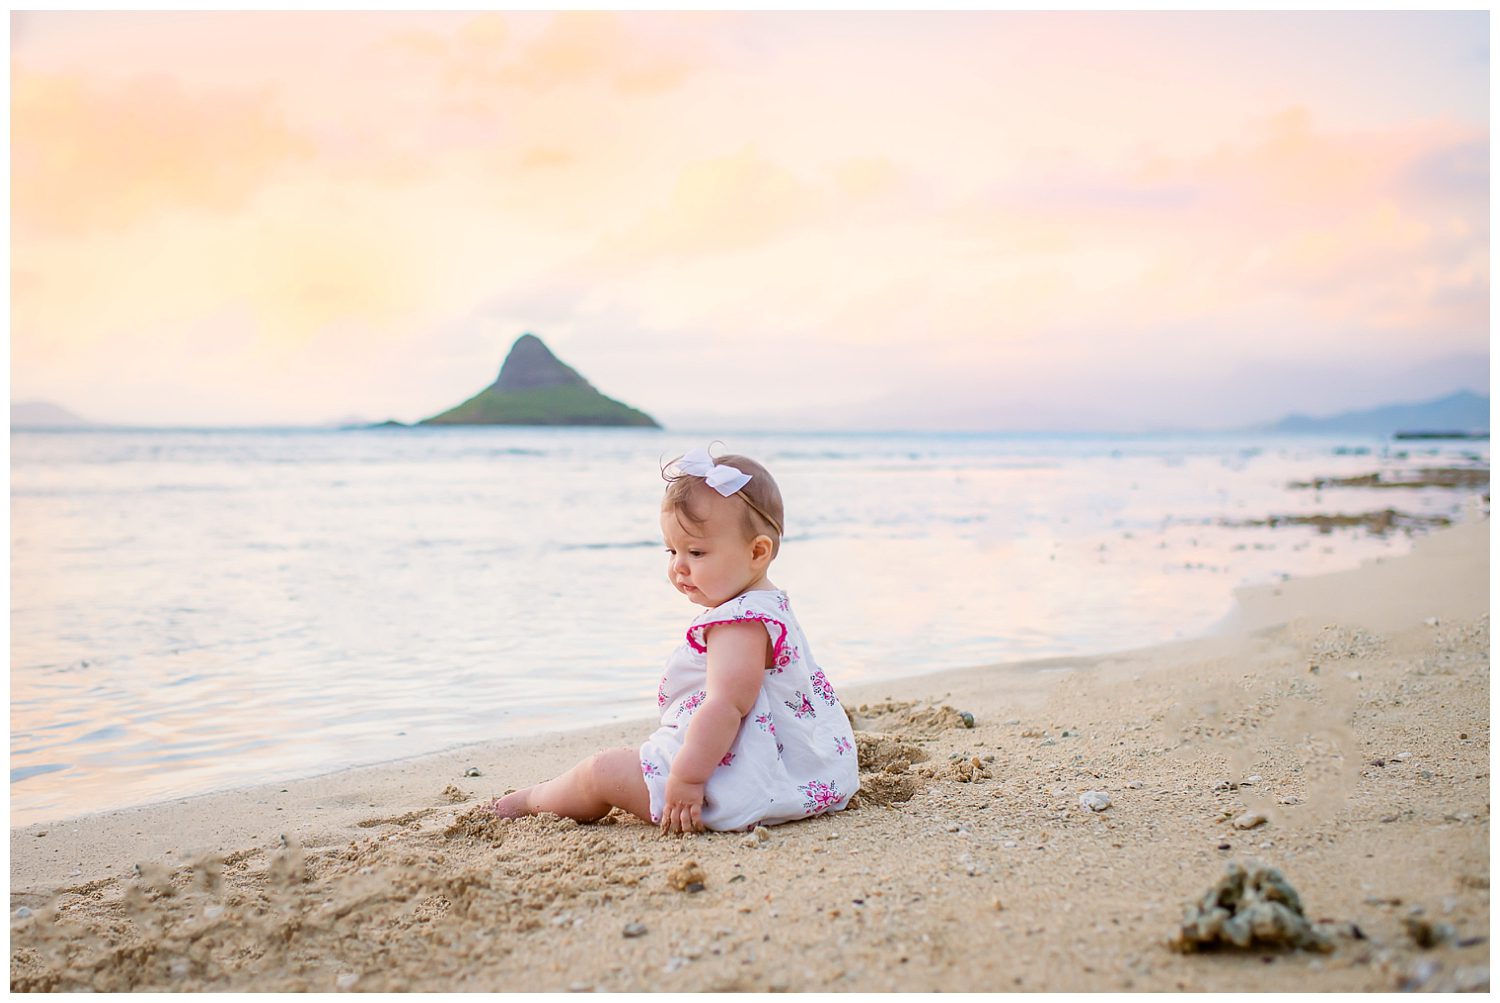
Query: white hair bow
677 447 751 496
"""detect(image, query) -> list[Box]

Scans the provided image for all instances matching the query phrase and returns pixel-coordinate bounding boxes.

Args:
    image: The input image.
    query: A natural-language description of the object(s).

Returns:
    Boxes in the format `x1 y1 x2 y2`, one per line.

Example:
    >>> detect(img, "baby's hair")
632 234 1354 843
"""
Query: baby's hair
660 447 785 558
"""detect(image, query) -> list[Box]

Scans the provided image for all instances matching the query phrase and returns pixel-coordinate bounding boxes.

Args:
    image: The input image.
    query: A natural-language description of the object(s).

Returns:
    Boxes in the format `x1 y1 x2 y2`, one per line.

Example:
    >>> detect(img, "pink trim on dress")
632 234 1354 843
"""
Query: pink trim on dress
686 610 789 670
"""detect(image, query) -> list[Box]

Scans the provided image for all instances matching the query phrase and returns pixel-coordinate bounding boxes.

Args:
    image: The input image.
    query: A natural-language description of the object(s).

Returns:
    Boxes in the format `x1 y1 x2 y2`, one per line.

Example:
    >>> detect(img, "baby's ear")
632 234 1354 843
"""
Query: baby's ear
752 534 775 562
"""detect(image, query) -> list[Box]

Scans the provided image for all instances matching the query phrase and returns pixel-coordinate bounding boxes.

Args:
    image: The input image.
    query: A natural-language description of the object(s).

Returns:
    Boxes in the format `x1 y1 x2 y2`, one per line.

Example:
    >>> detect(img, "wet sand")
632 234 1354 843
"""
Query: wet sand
10 519 1489 992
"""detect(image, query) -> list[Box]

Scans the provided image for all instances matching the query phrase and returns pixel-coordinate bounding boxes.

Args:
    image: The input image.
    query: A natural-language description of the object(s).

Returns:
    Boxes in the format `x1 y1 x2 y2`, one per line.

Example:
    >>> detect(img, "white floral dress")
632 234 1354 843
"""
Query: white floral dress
639 589 860 831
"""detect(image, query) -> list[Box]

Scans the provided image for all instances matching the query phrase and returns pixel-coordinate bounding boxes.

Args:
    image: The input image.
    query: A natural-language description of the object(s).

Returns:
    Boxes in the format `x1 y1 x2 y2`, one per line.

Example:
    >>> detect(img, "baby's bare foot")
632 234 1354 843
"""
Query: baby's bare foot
487 789 530 819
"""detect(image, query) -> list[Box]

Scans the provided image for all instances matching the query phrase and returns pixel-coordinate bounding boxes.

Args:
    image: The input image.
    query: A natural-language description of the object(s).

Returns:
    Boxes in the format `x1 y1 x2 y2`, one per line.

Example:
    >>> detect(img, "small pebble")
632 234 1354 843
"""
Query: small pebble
1125 780 1143 789
1424 617 1440 627
1394 752 1411 762
1245 775 1262 785
13 907 32 920
1232 811 1267 830
958 711 975 729
1003 718 1021 725
1404 916 1456 949
623 922 648 938
1078 791 1112 812
336 973 359 990
464 767 482 777
1346 671 1362 681
1460 732 1469 740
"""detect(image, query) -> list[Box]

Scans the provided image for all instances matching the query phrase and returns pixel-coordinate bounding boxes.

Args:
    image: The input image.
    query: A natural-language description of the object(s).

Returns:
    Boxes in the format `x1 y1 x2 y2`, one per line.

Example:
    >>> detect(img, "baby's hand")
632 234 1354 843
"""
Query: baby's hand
661 774 706 835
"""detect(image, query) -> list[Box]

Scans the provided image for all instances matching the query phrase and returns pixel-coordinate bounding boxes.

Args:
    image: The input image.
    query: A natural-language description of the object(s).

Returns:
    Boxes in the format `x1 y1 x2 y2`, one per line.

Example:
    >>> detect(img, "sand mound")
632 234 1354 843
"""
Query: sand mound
12 810 657 992
854 731 929 772
851 729 936 807
848 700 969 735
854 767 926 807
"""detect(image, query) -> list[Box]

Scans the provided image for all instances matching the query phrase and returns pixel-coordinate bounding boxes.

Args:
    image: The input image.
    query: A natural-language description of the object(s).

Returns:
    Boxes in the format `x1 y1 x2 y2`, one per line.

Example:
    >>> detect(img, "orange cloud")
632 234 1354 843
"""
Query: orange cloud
600 146 830 259
499 12 693 94
382 12 696 98
12 70 311 237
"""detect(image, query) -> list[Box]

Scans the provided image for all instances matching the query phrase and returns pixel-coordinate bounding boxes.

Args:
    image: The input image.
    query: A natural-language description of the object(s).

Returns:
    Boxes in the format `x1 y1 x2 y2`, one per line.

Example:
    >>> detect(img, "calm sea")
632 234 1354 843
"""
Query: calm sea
11 426 1487 824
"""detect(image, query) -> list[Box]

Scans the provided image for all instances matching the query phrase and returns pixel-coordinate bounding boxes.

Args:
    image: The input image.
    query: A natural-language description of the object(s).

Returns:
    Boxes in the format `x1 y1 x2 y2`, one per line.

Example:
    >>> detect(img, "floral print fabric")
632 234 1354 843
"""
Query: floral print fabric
639 590 861 831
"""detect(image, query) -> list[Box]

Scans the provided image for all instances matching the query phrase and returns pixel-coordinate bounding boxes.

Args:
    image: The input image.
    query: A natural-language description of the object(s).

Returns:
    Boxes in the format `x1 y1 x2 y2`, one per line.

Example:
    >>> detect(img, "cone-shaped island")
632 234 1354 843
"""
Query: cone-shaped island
419 334 659 427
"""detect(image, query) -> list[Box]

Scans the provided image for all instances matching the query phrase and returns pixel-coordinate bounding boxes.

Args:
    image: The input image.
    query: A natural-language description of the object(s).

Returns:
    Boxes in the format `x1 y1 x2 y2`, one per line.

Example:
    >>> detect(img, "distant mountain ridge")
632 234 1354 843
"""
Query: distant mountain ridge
11 400 92 428
417 333 659 427
1258 390 1488 437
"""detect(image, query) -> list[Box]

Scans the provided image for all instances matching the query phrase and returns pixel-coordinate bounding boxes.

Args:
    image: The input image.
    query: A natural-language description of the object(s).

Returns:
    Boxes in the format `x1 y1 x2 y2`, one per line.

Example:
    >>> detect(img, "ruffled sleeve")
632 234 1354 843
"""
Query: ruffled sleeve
686 591 794 671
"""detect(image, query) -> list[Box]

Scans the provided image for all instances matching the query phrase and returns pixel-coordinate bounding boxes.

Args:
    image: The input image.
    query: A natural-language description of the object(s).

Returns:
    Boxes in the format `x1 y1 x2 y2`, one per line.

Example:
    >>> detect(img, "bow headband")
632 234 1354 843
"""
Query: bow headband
677 447 751 496
674 447 783 537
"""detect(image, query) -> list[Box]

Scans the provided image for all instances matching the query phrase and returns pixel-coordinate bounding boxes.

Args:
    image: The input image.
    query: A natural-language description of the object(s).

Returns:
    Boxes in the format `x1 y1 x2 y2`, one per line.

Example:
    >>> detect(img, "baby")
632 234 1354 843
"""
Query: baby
489 447 860 833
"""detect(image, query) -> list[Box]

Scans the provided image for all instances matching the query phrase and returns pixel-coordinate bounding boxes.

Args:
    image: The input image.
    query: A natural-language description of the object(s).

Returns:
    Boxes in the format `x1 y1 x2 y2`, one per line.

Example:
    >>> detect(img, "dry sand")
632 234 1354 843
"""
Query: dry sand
10 520 1490 992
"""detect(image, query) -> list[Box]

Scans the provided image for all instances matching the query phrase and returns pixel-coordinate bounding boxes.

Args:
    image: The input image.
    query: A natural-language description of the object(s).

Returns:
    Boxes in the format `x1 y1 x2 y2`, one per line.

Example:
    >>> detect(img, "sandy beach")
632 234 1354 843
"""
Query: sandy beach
10 519 1489 992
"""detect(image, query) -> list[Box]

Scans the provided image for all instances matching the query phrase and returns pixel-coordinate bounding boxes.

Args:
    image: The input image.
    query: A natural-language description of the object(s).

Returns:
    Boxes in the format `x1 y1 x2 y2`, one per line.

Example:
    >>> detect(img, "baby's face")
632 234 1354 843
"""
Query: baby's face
660 492 767 608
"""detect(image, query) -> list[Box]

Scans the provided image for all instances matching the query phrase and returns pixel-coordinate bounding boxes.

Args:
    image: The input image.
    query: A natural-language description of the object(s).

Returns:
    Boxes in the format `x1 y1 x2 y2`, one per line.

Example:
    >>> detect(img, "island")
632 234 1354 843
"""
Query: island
417 333 660 428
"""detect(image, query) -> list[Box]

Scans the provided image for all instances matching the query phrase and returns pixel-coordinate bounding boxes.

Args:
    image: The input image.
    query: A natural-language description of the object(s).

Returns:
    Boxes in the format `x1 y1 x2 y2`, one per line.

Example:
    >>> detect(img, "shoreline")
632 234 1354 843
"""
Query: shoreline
14 426 1484 832
5 618 1158 894
10 519 1486 892
11 518 1489 991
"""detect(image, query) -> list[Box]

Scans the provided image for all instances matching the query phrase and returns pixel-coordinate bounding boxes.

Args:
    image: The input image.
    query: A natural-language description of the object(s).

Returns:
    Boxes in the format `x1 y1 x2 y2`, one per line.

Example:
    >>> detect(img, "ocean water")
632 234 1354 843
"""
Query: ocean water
10 426 1487 824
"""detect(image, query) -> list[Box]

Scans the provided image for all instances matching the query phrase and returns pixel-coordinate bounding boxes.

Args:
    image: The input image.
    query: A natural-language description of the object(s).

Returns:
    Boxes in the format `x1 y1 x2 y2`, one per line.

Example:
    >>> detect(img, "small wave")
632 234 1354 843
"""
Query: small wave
12 763 69 784
78 724 126 743
560 540 660 551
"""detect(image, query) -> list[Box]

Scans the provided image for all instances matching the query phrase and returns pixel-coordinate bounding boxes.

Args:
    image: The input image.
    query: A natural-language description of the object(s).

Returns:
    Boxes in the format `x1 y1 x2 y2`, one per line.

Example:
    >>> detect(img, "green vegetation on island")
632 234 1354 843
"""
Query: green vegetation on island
417 333 660 428
422 382 659 427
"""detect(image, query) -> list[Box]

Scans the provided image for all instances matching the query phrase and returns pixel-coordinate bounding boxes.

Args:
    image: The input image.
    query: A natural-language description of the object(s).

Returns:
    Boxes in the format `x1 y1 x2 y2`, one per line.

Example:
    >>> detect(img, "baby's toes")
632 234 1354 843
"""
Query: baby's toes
487 790 529 819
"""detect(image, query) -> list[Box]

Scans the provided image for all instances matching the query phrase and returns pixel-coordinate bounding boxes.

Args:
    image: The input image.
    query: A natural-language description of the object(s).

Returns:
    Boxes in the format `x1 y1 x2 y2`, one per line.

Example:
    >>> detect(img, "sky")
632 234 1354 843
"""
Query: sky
9 11 1491 431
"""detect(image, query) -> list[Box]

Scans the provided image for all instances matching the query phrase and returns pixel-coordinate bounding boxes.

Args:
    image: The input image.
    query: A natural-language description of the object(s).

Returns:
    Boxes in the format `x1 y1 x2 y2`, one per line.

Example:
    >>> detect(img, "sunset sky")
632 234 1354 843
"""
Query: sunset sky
10 11 1490 430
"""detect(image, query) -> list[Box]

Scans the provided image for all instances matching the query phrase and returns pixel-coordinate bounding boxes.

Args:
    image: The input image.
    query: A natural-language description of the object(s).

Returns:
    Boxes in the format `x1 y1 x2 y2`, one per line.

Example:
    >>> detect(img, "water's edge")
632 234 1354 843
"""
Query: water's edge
14 517 1481 833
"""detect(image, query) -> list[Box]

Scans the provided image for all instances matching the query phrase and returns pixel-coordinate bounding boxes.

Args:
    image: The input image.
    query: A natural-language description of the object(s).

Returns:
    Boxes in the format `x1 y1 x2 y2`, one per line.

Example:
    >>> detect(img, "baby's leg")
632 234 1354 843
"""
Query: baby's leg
492 747 652 824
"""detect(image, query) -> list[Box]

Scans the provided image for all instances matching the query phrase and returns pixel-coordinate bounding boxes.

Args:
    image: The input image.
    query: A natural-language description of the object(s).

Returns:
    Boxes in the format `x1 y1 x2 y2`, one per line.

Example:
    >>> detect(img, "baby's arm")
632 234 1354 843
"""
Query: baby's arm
660 621 766 834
